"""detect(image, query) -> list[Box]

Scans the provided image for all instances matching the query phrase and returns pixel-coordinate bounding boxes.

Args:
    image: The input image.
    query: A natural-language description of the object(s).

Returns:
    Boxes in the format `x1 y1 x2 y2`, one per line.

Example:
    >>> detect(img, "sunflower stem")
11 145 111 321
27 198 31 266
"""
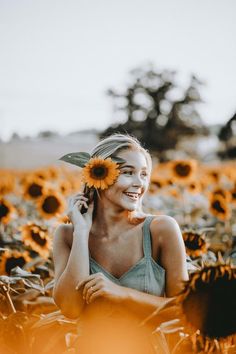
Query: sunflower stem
0 281 16 313
179 185 188 225
171 334 189 354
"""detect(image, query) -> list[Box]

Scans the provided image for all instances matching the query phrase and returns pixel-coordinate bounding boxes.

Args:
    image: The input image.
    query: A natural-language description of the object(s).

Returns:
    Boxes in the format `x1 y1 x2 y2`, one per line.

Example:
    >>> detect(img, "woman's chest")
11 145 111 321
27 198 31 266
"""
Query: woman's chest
88 226 160 278
89 228 144 278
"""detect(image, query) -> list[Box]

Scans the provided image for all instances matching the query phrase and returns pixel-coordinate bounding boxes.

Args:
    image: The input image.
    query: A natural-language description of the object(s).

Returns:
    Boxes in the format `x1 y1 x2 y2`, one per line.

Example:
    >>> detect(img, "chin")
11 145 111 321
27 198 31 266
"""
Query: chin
123 203 137 212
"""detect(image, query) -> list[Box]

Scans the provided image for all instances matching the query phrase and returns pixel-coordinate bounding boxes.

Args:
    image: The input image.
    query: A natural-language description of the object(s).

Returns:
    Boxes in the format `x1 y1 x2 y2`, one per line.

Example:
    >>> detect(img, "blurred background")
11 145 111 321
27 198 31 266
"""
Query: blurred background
0 0 236 168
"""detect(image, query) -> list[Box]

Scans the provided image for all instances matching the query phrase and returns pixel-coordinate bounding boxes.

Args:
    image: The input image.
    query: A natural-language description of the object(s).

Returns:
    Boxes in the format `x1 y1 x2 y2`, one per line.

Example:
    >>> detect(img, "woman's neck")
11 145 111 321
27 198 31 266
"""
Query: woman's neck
91 207 146 240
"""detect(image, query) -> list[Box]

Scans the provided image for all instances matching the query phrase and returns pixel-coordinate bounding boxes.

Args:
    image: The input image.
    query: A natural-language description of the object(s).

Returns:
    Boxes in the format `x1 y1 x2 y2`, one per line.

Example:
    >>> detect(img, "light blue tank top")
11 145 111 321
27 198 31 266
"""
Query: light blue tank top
89 216 165 296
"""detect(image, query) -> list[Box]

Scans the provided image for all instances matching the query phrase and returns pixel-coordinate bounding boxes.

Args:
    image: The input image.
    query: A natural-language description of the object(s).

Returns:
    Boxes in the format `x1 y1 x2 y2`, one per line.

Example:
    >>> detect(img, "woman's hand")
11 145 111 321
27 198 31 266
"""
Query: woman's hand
67 192 93 232
75 272 126 304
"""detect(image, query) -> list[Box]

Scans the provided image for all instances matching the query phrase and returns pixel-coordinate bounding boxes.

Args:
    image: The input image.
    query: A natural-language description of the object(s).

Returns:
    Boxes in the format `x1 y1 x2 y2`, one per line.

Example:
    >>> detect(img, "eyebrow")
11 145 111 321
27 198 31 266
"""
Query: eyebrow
120 165 148 170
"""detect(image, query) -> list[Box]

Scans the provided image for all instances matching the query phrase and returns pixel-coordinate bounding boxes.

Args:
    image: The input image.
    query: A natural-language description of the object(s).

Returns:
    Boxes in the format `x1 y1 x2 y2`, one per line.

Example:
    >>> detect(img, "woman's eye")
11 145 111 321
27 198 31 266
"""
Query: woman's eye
141 172 148 177
123 170 133 175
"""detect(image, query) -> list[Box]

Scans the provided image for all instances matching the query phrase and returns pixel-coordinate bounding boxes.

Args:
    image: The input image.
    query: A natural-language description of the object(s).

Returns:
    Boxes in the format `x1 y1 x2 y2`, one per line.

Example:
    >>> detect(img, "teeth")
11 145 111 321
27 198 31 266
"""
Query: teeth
124 192 139 199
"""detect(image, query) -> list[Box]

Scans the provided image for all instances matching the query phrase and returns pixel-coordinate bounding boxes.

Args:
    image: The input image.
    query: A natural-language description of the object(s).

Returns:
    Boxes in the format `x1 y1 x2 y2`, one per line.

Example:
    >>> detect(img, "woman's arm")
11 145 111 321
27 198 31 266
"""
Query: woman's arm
52 224 90 318
52 194 94 319
156 215 189 297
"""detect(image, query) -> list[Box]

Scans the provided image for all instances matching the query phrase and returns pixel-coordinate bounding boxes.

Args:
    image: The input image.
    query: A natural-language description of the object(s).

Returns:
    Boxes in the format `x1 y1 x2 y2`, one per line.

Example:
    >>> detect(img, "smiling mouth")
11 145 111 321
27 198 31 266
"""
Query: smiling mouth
123 192 140 201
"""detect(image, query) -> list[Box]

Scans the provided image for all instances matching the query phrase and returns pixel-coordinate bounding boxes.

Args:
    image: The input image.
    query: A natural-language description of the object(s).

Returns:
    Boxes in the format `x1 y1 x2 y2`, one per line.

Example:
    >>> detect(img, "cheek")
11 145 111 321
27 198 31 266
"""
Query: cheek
115 175 130 187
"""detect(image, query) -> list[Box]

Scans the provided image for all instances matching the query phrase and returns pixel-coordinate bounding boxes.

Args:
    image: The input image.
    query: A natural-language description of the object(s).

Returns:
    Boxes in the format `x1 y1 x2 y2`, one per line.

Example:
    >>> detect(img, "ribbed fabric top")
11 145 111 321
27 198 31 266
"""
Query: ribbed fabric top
89 215 165 296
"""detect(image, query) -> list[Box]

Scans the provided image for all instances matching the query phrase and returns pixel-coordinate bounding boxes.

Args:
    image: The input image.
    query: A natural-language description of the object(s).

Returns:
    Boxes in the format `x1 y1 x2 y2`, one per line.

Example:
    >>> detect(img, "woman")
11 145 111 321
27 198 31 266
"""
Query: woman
52 133 188 354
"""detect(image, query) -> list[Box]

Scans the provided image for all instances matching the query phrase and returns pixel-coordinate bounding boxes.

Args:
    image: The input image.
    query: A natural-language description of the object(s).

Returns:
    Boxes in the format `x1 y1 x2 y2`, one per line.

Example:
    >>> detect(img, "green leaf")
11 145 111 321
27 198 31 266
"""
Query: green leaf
111 157 126 164
59 152 91 168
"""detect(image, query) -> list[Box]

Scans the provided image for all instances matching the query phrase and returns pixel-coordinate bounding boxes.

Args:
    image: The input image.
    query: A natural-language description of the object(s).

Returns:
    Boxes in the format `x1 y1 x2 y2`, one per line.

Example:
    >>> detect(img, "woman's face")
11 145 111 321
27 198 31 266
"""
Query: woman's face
100 148 150 211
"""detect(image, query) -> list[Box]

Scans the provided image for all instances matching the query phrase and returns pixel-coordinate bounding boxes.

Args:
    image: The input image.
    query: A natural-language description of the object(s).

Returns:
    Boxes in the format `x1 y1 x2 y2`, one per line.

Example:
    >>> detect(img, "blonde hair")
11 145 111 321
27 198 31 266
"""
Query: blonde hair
91 133 152 173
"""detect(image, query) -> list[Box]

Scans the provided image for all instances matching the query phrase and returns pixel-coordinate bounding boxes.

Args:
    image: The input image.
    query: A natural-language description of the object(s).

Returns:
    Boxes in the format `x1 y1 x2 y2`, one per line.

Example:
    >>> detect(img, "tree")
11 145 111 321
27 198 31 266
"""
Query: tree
218 112 236 159
101 65 209 153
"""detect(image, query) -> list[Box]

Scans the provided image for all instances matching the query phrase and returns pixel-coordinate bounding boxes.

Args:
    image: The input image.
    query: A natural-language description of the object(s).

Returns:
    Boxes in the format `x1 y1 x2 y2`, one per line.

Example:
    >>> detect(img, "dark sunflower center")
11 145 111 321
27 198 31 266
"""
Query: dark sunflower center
36 174 46 180
213 190 226 198
212 200 225 214
174 163 191 177
232 190 236 200
183 270 236 338
0 203 9 218
211 172 219 180
31 230 47 246
28 183 43 197
153 181 162 188
91 166 108 180
42 196 60 214
185 236 204 250
5 256 26 275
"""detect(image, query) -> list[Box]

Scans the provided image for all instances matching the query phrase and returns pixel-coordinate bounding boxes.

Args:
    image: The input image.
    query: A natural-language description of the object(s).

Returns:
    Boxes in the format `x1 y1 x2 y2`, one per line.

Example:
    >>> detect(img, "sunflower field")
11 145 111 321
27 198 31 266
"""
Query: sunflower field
0 158 236 354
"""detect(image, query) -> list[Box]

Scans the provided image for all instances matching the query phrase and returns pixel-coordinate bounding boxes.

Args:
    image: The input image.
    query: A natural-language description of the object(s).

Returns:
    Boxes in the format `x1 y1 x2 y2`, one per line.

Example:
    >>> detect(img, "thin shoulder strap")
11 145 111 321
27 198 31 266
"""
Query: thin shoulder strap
142 215 155 258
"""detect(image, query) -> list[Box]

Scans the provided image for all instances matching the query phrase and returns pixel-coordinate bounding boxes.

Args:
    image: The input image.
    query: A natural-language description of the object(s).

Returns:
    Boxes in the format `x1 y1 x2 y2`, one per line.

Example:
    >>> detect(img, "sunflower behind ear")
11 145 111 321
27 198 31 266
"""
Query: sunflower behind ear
59 152 126 190
81 157 120 190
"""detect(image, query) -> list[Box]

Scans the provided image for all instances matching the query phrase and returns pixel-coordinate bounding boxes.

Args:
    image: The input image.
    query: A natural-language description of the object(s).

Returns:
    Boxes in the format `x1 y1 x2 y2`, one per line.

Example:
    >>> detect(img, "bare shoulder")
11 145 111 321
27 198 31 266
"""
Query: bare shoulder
149 215 182 244
54 223 74 249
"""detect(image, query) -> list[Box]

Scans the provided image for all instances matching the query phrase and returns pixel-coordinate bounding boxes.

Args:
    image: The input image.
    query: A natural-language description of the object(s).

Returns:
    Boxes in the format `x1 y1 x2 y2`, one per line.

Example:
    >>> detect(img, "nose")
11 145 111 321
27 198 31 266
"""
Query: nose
132 174 143 187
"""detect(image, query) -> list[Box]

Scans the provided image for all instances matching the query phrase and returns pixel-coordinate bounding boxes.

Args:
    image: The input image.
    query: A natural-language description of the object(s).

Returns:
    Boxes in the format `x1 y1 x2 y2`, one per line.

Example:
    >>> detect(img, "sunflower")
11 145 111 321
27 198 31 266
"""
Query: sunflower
58 179 72 196
37 189 66 219
148 179 167 195
68 174 83 193
0 171 15 195
82 157 120 190
55 214 71 224
182 231 209 258
31 167 50 181
170 159 197 184
150 174 167 189
0 249 31 275
46 165 60 180
20 222 51 259
202 165 221 184
23 176 46 200
209 195 231 221
0 198 15 225
186 181 202 195
168 187 180 199
210 187 231 203
230 186 236 206
177 259 236 353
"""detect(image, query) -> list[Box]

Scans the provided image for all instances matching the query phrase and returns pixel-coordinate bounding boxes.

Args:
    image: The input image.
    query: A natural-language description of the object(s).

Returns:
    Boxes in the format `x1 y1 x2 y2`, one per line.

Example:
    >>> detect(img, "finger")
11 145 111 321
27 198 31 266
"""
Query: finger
70 195 88 205
85 284 100 304
74 200 89 211
75 274 97 290
82 279 97 298
88 289 104 304
78 201 89 209
72 192 85 198
73 195 89 202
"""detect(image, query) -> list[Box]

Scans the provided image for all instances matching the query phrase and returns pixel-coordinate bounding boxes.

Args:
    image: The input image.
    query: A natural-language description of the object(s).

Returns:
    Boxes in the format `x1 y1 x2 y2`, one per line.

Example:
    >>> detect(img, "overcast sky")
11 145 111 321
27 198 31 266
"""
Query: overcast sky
0 0 236 141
